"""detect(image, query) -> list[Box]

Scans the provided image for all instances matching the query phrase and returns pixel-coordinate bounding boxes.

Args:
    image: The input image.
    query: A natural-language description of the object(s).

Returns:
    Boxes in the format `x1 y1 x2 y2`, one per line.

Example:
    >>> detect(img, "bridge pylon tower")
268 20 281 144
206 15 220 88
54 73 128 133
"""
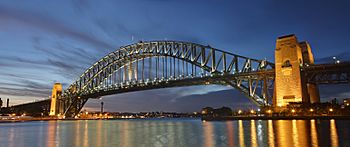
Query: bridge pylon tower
274 34 320 107
49 83 62 116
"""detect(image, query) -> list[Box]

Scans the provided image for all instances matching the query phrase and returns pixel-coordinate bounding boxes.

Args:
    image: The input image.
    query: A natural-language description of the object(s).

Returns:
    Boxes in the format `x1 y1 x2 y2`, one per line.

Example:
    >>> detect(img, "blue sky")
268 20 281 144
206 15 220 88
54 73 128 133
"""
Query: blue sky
0 0 349 112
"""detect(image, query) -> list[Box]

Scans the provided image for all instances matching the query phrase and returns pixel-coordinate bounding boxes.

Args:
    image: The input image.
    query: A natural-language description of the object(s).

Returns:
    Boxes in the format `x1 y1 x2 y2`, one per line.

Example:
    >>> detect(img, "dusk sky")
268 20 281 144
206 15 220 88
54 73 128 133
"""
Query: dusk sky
0 0 349 112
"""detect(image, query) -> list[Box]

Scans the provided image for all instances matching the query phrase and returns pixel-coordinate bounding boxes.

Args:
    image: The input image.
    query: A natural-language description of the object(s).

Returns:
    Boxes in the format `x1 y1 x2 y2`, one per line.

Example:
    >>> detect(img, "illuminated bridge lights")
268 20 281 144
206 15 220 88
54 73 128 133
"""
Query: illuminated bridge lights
266 109 272 114
23 37 344 118
46 40 350 118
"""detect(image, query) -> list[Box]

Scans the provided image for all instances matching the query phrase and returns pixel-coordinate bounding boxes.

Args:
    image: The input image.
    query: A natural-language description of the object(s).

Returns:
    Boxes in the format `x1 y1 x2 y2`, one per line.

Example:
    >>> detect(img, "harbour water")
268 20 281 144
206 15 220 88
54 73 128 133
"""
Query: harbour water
0 119 349 147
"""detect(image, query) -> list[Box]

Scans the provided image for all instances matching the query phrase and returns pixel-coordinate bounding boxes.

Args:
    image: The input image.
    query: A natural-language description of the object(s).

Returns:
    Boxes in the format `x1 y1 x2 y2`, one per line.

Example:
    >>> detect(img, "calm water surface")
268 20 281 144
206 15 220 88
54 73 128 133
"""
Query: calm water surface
0 119 349 147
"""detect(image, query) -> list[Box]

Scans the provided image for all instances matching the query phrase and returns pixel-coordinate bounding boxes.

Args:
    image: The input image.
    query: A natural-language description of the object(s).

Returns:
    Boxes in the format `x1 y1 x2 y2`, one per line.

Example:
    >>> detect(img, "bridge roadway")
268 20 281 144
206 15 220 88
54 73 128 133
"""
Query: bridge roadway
61 62 350 104
303 62 350 84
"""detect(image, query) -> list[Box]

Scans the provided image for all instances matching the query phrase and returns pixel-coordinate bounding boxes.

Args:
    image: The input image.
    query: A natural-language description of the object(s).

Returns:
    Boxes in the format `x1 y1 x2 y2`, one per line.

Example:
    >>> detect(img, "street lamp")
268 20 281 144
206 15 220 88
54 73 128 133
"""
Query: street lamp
309 108 314 116
329 108 334 115
238 110 242 115
250 110 255 114
266 109 272 114
291 109 296 113
333 57 340 64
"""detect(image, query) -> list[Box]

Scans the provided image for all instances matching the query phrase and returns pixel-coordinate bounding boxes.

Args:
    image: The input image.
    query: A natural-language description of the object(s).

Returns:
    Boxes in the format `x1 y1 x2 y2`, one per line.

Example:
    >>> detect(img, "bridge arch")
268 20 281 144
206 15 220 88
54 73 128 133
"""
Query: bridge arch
56 41 275 117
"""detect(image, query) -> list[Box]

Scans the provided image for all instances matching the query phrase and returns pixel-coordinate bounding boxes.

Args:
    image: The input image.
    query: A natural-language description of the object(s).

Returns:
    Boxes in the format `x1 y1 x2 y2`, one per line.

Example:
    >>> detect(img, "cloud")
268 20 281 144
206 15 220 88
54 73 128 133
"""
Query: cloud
83 87 254 112
319 84 350 100
0 79 51 98
0 62 12 67
16 79 51 90
168 85 231 102
0 55 47 68
47 59 80 71
0 45 92 80
71 0 91 14
0 5 114 50
0 87 49 98
315 51 350 64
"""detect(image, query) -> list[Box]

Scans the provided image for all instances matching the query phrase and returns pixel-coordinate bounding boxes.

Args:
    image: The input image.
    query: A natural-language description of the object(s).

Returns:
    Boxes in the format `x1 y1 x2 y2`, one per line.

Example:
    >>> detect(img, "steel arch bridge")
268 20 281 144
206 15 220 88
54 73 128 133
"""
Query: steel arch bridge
57 41 275 117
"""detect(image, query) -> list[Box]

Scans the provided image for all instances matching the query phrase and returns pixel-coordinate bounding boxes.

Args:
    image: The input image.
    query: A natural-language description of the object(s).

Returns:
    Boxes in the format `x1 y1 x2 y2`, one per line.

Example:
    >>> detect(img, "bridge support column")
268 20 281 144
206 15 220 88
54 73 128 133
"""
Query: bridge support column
274 35 320 107
49 83 62 116
300 42 320 103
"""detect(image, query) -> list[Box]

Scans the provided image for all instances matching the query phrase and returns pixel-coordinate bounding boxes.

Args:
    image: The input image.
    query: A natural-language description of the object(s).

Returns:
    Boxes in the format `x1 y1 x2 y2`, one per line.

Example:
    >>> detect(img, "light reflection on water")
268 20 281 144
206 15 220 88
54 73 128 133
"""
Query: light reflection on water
0 119 349 147
238 120 245 147
225 121 234 147
330 119 339 147
250 120 257 147
310 119 319 147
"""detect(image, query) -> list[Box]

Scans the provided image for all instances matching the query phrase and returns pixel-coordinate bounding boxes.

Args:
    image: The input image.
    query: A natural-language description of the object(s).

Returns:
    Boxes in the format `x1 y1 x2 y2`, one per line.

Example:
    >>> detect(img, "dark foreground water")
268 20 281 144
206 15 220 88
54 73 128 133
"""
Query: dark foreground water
0 119 349 147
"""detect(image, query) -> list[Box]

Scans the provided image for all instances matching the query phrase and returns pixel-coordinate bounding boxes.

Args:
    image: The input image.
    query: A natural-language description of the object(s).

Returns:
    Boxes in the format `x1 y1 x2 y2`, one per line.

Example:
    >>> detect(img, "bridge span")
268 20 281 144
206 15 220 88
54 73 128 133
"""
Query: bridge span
3 35 350 117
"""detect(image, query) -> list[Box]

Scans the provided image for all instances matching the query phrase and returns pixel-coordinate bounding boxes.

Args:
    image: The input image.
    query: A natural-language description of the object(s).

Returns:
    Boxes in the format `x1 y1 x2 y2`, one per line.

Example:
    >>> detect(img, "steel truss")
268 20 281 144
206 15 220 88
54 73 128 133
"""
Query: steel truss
58 41 275 117
303 62 350 84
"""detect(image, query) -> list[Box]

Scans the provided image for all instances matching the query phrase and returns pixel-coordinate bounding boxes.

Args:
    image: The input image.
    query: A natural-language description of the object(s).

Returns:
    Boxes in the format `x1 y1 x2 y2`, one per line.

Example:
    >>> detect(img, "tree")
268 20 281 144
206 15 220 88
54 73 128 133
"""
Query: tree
214 107 232 116
201 107 214 115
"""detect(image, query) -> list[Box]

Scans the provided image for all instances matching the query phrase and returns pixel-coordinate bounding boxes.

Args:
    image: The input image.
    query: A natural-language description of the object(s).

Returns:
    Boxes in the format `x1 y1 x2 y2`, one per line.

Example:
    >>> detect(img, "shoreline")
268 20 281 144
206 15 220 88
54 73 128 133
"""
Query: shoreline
202 115 350 121
0 117 198 123
2 116 350 123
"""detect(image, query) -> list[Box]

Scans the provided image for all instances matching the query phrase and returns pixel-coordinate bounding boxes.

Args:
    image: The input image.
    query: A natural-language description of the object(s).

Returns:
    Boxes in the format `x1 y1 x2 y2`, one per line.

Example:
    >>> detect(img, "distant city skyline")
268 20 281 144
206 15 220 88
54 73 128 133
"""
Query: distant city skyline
1 0 350 112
